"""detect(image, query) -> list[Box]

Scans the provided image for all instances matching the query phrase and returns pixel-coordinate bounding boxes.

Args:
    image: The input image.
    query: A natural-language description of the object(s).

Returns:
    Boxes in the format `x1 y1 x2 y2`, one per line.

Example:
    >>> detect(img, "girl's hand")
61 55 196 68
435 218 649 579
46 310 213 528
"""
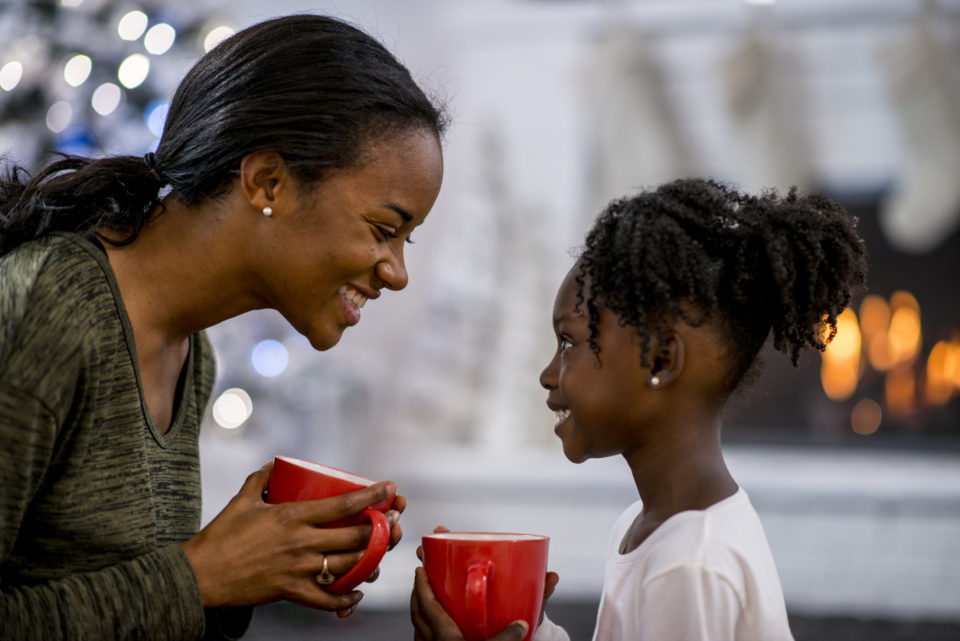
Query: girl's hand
410 525 560 641
181 461 402 615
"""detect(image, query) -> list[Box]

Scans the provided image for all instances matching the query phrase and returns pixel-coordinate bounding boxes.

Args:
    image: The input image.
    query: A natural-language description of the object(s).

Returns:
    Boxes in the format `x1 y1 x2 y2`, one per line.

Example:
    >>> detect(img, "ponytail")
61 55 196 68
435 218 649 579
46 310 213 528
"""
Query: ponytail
0 153 165 256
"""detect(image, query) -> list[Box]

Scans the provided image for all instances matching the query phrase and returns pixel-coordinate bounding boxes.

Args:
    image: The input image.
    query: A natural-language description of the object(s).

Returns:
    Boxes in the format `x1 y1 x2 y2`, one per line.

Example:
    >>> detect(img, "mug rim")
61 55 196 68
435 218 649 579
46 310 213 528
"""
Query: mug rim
423 532 548 542
274 455 375 486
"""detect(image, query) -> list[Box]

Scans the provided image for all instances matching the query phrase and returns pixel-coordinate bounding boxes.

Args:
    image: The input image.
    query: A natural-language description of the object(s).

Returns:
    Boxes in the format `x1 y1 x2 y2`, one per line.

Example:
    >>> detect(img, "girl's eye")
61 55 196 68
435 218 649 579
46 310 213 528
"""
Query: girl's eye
559 336 573 352
404 235 415 245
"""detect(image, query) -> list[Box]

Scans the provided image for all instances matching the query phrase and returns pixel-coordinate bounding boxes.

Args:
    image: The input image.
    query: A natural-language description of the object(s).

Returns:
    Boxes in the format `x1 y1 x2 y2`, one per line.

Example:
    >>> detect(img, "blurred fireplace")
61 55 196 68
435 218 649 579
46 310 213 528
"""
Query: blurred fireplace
724 190 960 450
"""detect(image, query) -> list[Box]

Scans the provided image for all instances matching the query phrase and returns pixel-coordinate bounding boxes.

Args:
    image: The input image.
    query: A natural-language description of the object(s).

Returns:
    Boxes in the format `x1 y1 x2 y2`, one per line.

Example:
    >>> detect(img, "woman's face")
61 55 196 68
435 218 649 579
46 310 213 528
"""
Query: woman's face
254 128 443 350
539 265 654 463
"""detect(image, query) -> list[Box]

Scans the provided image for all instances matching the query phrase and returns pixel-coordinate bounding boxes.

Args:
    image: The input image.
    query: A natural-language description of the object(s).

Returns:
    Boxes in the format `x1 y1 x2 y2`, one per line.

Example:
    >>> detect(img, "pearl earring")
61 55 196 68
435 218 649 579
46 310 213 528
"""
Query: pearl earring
650 375 661 388
262 206 273 217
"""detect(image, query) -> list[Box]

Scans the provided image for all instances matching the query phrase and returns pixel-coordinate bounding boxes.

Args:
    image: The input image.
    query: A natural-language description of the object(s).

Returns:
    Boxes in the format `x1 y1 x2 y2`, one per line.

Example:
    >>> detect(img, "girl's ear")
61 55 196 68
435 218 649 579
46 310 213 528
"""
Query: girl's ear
647 332 685 389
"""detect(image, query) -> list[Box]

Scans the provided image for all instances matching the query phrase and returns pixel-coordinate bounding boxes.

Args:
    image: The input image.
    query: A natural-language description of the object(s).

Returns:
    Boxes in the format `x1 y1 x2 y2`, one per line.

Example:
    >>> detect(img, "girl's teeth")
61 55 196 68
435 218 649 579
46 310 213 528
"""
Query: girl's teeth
555 409 570 422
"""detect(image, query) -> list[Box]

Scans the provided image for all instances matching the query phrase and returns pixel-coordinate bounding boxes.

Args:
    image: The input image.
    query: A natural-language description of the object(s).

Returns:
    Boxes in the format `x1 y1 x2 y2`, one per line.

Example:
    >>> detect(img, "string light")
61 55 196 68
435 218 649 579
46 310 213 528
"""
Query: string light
0 61 23 91
63 54 92 87
117 10 149 41
203 26 235 52
212 388 253 429
91 82 122 116
144 23 176 55
118 53 150 89
46 101 73 132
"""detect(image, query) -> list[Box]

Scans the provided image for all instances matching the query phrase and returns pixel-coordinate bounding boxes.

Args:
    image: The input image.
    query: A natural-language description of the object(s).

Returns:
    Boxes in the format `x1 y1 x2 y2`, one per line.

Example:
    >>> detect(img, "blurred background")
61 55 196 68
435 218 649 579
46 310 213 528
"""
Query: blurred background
2 0 959 638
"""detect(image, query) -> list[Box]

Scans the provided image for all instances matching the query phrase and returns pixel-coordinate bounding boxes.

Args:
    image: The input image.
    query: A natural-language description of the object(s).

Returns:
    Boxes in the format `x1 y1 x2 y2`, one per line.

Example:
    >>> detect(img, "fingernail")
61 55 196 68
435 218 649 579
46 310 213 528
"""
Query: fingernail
387 510 399 525
515 620 529 635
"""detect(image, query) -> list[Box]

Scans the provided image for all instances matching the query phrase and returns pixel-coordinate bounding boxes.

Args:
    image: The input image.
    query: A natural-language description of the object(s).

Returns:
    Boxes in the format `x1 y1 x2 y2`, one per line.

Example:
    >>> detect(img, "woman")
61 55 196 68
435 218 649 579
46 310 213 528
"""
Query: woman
0 14 445 640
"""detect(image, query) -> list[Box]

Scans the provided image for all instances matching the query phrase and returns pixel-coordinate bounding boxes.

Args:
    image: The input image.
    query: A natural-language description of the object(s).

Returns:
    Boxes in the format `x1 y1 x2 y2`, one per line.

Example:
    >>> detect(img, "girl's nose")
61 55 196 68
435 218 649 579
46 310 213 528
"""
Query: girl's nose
540 354 558 390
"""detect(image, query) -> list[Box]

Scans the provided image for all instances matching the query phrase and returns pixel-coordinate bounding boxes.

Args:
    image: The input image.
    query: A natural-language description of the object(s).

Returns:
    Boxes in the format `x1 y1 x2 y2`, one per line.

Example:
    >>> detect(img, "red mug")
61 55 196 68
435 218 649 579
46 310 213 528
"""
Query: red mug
422 532 550 641
266 455 395 594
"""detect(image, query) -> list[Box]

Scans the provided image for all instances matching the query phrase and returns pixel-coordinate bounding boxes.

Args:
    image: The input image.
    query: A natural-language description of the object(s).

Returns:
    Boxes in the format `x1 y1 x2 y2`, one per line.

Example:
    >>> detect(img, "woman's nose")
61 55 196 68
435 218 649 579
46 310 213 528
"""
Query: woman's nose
376 248 408 291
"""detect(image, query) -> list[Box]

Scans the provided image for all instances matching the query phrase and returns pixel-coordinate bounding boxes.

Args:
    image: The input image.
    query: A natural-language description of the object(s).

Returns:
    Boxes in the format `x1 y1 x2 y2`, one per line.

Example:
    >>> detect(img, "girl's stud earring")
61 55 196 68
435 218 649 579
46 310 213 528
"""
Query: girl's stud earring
262 206 273 217
649 375 661 388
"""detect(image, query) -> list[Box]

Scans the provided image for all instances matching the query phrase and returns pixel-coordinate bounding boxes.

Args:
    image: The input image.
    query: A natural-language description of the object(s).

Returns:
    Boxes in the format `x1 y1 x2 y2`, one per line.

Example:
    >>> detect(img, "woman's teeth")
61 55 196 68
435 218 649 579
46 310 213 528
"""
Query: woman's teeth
555 408 571 422
339 286 368 310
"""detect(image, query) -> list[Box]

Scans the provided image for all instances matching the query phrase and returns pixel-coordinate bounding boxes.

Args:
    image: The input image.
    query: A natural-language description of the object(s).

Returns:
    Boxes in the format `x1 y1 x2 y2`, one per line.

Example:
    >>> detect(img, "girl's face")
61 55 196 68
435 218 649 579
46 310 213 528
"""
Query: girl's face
539 265 654 463
252 129 443 350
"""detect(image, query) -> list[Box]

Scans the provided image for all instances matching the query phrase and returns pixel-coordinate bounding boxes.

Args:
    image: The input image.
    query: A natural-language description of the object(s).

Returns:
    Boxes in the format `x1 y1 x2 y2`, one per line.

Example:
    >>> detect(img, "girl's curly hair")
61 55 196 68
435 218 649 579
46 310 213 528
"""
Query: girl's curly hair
576 178 867 395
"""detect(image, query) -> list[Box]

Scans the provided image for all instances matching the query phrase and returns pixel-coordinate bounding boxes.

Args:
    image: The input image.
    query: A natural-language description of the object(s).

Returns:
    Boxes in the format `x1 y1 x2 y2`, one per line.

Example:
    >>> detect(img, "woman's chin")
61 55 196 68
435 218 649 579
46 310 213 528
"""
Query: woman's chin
304 326 345 351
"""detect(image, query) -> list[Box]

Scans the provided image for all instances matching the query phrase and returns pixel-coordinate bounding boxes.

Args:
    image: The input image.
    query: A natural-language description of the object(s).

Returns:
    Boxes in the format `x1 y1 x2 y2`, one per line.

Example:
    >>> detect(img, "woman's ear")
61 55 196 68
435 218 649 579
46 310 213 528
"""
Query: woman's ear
647 332 685 389
240 151 288 213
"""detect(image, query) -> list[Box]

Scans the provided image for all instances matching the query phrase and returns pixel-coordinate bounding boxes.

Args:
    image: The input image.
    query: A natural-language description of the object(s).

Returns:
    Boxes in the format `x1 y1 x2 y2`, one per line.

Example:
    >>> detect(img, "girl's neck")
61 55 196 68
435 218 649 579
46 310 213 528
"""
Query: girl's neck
624 418 738 523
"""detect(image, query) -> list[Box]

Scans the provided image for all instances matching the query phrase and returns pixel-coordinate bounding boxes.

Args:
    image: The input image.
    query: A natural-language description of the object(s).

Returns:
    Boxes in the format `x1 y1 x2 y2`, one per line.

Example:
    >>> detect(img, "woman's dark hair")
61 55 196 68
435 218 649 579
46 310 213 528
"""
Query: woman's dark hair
576 178 867 396
0 14 447 255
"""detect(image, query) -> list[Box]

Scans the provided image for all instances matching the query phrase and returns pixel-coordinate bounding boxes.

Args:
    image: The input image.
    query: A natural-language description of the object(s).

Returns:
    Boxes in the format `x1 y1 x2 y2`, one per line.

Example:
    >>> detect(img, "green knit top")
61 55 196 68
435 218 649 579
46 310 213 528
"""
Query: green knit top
0 233 217 639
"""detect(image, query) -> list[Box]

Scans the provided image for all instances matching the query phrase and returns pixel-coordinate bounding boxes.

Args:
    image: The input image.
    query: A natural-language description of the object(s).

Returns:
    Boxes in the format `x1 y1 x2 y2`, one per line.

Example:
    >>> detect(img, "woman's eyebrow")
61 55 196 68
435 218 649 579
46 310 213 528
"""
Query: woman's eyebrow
385 202 412 222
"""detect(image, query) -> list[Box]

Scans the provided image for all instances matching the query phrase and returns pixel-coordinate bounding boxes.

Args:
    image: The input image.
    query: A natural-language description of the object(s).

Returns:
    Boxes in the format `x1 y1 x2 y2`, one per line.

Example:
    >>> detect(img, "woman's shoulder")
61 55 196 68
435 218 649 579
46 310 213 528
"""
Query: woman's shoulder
0 233 118 361
1 233 112 301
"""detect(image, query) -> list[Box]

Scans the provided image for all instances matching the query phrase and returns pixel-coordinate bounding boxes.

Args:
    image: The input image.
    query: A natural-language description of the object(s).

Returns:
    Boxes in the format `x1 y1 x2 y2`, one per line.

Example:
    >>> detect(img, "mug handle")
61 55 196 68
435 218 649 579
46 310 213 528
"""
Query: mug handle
465 560 494 639
326 508 390 594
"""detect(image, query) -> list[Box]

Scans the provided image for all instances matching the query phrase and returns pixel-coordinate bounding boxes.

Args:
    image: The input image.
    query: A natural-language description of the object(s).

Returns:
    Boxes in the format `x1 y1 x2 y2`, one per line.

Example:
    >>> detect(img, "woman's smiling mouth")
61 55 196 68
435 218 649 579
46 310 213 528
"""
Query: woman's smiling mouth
338 284 368 325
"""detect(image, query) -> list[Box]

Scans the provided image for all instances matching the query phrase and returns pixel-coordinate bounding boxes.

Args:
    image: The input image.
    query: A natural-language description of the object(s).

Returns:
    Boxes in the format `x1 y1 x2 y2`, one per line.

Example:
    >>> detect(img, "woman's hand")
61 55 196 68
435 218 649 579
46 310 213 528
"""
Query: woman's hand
409 526 560 641
181 461 403 616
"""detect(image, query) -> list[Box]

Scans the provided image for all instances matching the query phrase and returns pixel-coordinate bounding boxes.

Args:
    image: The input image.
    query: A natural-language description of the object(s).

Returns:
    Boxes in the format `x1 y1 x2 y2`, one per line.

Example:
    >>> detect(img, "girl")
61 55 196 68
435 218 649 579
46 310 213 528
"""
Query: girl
412 178 866 641
1 14 445 641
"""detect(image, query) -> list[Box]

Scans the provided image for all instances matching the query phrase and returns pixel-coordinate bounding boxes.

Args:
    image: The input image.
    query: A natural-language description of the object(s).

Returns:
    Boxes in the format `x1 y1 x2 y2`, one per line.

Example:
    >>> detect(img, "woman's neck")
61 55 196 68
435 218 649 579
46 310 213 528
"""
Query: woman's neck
102 199 261 344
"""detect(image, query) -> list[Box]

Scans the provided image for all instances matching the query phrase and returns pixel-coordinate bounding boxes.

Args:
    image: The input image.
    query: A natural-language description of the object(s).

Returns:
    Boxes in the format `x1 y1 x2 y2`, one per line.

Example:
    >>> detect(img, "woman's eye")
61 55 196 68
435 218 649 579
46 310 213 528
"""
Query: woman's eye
374 225 398 241
559 336 572 352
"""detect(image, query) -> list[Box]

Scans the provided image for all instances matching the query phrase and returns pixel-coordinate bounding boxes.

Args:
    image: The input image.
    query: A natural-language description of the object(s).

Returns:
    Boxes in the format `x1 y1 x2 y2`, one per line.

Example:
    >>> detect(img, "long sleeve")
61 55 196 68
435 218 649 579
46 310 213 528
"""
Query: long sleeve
1 544 206 640
0 235 221 641
0 384 207 640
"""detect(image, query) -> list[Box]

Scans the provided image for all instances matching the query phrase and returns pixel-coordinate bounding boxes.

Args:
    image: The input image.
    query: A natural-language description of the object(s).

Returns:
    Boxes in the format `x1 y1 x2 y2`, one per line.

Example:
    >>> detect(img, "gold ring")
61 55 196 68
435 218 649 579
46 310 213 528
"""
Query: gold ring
316 557 336 586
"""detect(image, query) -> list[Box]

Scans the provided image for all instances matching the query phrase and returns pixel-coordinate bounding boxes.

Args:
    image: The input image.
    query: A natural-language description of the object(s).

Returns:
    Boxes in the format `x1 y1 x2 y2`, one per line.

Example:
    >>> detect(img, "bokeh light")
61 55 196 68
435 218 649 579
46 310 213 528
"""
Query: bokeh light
820 307 862 401
0 61 23 91
118 53 150 89
203 26 235 52
850 398 882 435
212 388 253 429
251 339 290 377
91 82 122 116
144 23 176 55
63 54 92 87
46 101 73 133
144 101 168 137
117 10 149 41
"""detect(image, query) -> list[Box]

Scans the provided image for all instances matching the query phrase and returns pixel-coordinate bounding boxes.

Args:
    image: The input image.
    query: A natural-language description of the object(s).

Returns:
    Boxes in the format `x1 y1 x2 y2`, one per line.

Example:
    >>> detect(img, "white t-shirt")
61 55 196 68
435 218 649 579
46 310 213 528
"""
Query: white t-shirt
535 488 794 641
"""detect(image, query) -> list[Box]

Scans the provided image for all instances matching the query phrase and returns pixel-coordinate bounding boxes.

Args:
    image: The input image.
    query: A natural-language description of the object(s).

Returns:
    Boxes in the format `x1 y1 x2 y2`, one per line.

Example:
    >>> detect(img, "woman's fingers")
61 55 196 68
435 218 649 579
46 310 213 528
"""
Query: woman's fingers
239 461 274 499
286 480 396 525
